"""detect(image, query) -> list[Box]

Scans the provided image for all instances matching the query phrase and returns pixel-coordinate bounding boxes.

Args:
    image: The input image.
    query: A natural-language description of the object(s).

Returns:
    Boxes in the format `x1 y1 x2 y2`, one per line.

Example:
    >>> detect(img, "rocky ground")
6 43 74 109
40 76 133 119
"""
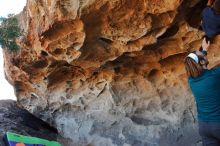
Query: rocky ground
0 100 74 146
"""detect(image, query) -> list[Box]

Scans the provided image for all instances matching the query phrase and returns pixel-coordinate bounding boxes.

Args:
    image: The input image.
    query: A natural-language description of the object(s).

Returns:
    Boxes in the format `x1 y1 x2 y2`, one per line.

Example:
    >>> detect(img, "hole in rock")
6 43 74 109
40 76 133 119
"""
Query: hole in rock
53 48 64 55
92 71 98 76
184 0 208 28
114 67 121 73
98 37 113 44
148 69 158 78
11 58 20 66
32 60 48 68
157 25 179 40
41 50 48 56
130 116 161 126
63 62 71 67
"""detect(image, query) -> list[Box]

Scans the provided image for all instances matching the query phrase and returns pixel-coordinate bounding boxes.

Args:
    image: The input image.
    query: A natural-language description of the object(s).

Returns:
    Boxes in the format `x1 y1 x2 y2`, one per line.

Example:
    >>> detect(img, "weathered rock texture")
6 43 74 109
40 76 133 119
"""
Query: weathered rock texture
4 0 220 145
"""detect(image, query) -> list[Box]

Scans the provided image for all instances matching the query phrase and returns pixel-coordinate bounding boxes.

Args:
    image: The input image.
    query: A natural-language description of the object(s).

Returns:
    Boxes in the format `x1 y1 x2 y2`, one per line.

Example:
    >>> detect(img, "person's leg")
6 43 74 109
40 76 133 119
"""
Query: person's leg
199 122 220 146
210 122 220 142
201 136 220 146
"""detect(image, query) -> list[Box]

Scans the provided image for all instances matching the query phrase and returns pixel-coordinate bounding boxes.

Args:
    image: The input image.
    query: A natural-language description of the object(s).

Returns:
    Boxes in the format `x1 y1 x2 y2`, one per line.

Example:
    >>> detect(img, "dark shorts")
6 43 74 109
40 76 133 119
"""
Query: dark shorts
199 121 220 146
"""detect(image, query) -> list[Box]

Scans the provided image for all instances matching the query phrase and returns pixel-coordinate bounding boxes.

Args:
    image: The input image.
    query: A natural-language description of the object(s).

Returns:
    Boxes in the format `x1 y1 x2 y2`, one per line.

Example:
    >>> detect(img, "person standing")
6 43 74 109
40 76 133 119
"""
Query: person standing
184 38 220 146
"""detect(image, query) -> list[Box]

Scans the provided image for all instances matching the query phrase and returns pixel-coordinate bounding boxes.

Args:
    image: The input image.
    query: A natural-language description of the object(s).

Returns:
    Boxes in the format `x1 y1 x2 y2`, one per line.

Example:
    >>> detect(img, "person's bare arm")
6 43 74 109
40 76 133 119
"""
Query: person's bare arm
202 38 210 51
207 0 215 6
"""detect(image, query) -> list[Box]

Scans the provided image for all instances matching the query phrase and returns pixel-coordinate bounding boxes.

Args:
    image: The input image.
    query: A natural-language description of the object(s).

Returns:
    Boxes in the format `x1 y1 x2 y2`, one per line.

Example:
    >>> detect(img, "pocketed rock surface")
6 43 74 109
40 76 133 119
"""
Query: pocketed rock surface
4 0 220 145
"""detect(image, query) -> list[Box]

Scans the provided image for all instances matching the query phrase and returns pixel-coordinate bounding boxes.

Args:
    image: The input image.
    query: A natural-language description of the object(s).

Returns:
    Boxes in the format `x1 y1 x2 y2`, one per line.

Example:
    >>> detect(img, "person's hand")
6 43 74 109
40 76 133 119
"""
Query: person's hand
208 0 215 6
202 38 210 51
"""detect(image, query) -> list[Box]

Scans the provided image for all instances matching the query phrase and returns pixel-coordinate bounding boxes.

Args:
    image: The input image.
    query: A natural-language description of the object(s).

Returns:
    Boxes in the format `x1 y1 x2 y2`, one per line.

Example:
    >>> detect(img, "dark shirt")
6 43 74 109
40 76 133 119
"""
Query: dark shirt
202 7 220 38
188 67 220 122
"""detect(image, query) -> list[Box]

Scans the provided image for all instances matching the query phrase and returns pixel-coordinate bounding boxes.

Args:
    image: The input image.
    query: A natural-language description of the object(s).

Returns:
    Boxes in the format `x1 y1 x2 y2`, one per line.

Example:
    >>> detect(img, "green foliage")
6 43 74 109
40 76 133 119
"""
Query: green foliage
0 14 22 51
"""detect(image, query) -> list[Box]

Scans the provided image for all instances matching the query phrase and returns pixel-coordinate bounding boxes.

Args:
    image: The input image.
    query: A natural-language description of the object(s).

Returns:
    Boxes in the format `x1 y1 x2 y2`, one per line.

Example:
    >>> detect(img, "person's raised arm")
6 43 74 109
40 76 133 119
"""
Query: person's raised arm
203 38 220 70
202 38 210 50
201 38 210 55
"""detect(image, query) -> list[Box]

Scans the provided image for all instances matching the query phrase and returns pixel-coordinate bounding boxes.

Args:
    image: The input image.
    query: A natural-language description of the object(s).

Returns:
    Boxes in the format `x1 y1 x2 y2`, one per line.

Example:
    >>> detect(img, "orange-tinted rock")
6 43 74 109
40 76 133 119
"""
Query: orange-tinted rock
4 0 217 145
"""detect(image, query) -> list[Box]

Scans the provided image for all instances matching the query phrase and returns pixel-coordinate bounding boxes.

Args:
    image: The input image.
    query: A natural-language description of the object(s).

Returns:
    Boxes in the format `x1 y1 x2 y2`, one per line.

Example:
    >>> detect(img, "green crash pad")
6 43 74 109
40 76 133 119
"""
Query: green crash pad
5 132 61 146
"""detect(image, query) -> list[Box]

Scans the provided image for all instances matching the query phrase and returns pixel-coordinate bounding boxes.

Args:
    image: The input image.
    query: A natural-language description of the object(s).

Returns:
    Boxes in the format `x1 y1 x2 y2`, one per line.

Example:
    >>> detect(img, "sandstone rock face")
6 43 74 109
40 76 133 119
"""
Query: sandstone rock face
4 0 220 145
